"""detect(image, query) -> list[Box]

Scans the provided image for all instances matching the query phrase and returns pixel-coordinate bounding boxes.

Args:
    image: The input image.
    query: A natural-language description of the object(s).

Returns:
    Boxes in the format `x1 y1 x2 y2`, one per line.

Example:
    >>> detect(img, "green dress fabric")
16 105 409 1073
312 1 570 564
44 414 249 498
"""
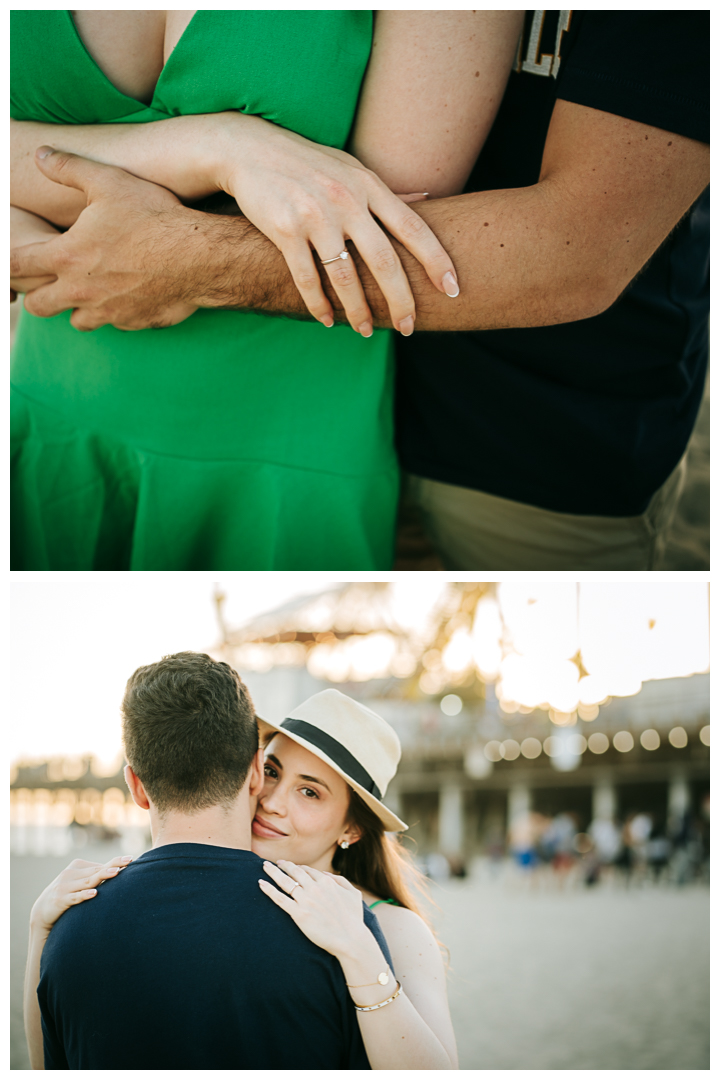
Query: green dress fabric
11 10 399 570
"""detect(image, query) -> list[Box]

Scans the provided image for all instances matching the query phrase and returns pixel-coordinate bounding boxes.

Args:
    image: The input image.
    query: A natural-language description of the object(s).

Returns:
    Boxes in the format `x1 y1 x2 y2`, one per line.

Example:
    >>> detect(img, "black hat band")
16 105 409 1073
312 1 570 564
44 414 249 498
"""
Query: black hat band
280 717 382 800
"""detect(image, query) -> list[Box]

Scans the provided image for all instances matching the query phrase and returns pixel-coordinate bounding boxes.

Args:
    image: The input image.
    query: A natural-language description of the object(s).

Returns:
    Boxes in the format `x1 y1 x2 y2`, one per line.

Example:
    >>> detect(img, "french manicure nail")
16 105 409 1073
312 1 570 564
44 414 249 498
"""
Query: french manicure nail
358 322 373 338
442 271 460 298
321 315 334 328
36 147 53 160
398 316 414 337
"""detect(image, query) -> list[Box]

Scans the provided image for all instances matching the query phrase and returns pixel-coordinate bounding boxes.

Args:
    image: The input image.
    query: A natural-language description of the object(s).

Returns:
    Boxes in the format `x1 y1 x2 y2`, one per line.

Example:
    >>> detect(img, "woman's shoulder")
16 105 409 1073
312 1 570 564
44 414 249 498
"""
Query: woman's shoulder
366 899 438 954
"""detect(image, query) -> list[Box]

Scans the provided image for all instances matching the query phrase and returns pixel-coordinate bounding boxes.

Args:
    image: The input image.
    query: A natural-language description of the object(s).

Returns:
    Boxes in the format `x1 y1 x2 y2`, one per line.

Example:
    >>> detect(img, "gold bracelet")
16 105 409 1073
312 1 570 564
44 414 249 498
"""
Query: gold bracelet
347 967 390 989
352 980 403 1012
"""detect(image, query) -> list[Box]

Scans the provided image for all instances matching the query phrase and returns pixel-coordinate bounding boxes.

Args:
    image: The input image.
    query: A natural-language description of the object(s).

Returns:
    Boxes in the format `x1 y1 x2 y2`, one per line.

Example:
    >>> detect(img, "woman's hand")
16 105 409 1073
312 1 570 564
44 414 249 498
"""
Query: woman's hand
259 859 373 959
30 855 133 933
210 114 459 336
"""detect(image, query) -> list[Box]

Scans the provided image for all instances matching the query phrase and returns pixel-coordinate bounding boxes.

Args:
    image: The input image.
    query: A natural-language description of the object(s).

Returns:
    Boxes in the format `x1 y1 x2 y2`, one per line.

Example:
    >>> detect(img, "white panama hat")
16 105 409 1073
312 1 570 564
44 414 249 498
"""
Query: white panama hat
258 688 408 833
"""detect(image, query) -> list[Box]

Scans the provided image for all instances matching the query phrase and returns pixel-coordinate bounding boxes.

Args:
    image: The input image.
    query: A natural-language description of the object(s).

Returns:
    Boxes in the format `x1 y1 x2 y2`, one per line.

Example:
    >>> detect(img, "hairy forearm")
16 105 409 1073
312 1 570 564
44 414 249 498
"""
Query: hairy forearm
196 179 609 331
11 114 233 228
24 924 49 1070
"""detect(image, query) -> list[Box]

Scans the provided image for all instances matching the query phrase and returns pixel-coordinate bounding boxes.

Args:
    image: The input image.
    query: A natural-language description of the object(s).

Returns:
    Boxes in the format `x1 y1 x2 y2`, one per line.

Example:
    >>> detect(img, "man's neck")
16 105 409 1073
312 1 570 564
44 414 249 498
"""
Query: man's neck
150 800 253 852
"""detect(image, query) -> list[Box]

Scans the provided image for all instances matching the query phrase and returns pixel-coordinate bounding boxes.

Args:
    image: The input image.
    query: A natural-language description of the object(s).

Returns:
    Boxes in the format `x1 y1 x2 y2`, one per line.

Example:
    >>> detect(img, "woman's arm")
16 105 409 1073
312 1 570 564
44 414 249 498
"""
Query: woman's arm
10 207 61 298
350 10 524 197
260 861 457 1070
23 857 132 1070
11 114 237 227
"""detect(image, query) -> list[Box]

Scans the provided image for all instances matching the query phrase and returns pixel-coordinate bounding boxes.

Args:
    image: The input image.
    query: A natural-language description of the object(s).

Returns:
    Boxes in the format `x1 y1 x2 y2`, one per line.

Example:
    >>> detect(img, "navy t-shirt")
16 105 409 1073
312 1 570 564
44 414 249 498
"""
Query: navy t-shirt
396 11 709 516
37 844 393 1070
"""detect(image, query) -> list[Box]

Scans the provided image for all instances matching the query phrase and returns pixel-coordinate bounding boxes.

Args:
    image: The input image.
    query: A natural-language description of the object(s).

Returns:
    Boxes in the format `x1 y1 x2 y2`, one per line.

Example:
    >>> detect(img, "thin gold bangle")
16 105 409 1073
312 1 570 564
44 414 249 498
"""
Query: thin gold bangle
352 980 403 1012
347 967 390 989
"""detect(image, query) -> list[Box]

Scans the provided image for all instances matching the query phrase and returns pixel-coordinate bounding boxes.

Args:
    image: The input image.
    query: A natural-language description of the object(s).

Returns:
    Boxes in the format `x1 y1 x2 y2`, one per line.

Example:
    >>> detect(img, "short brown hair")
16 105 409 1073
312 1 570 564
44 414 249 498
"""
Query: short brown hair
122 652 258 814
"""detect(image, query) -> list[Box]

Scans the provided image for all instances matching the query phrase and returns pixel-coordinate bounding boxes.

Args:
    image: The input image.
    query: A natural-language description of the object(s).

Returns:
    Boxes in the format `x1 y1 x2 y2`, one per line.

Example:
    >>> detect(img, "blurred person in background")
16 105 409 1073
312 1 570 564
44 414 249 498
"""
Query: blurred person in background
615 813 636 886
588 815 622 884
669 807 704 886
646 819 671 885
25 657 457 1070
628 811 653 879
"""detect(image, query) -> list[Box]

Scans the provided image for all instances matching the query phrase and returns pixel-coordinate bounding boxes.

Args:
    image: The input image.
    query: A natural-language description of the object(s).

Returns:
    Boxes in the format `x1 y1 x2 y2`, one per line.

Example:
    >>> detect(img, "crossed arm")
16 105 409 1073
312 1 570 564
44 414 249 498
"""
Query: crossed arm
11 10 708 335
11 99 709 334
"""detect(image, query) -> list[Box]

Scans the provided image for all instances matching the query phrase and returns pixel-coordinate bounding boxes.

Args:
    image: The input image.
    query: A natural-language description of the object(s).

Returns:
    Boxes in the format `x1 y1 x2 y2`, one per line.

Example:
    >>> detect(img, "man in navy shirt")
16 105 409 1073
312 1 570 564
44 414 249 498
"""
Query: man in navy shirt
28 652 389 1070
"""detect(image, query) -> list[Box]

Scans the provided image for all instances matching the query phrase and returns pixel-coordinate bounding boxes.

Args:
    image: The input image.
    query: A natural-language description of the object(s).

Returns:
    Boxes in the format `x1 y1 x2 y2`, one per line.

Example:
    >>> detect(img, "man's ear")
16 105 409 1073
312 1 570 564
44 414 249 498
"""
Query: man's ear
124 764 151 810
248 748 265 800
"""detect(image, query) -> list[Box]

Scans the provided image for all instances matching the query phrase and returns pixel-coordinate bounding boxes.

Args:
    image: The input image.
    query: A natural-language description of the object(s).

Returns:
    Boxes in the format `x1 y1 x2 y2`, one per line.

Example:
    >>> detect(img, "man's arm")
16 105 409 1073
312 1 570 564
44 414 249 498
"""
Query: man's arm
12 99 709 333
352 100 710 329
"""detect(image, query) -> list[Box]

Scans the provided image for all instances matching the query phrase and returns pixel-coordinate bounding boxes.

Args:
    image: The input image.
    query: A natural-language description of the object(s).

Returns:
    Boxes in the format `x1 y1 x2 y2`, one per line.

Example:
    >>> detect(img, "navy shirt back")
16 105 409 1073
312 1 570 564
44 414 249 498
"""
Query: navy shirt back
38 844 392 1070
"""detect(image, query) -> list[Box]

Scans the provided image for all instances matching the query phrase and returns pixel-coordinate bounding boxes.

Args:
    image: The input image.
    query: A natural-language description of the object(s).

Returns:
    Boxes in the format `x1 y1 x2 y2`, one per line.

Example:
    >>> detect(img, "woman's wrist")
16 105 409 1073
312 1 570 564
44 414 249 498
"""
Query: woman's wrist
335 926 397 991
28 909 52 938
191 111 263 199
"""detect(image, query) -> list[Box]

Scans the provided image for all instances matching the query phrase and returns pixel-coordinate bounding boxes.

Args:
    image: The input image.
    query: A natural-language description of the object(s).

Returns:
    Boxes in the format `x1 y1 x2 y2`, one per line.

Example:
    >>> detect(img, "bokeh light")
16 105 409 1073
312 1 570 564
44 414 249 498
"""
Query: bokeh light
501 739 521 761
668 726 688 749
484 741 503 762
699 726 710 746
440 694 463 716
613 731 634 753
464 744 493 779
588 732 610 754
520 737 542 759
640 729 661 751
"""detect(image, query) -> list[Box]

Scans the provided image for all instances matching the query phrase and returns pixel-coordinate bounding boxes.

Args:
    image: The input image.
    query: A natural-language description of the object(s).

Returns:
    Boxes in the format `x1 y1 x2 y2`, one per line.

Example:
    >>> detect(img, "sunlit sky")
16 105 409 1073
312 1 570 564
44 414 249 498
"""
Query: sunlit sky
9 576 710 764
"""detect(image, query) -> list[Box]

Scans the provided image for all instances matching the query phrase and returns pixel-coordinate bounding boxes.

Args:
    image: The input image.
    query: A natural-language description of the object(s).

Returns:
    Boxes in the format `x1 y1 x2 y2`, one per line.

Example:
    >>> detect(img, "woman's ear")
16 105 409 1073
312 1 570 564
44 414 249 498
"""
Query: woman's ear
341 821 363 847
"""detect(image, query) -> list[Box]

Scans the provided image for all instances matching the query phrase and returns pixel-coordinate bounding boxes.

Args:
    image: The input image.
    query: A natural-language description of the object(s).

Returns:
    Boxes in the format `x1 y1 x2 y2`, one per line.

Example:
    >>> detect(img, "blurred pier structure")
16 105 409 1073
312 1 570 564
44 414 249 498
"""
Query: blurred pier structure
12 583 709 881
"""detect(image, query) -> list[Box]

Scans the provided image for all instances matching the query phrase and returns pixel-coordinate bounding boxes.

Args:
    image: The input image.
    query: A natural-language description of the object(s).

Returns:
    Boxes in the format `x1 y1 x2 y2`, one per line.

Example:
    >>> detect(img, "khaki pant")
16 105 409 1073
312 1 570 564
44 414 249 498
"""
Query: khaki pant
406 456 687 571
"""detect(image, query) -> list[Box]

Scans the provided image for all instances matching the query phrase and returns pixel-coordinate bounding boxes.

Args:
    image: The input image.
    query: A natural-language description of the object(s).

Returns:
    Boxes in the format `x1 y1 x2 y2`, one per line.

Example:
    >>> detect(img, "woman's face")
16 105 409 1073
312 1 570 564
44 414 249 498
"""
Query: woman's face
251 733 355 871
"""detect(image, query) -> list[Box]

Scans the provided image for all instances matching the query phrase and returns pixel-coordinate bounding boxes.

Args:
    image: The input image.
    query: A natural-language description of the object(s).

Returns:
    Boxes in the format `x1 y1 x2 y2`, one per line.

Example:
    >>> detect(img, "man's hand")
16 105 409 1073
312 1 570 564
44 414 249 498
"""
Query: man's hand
10 147 207 330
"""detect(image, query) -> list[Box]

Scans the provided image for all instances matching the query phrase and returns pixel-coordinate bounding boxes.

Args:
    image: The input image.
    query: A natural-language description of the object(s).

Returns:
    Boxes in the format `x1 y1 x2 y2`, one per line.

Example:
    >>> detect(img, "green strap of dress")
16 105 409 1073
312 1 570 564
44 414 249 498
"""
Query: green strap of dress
368 898 400 910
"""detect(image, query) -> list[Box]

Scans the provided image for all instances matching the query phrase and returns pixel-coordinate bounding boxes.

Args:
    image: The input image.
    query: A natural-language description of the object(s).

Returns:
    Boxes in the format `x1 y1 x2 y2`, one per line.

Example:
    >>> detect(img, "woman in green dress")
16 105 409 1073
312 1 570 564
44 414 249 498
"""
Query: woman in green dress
10 11 521 570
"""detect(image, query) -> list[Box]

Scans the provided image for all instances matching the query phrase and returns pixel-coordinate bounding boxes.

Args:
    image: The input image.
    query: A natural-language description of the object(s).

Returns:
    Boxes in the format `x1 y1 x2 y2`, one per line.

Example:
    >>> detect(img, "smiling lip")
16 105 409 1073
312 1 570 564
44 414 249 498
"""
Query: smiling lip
252 815 288 839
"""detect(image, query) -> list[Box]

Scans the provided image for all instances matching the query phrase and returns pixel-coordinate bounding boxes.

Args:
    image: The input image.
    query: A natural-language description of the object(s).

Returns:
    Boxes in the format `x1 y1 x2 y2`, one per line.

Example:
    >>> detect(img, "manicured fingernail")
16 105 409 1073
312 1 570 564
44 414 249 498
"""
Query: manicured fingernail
443 271 459 297
320 315 334 328
358 322 373 338
119 856 132 863
87 889 97 896
36 146 53 159
107 867 119 873
398 316 414 337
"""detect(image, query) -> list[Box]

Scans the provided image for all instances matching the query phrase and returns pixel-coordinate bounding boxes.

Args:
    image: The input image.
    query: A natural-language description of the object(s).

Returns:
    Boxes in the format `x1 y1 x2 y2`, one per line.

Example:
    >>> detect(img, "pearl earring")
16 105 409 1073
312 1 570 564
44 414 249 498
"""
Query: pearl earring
340 840 350 850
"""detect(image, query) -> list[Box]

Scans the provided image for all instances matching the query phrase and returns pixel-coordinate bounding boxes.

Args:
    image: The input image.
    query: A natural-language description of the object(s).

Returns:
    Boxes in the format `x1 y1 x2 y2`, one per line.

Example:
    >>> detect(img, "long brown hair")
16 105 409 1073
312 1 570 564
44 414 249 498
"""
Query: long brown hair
332 788 436 927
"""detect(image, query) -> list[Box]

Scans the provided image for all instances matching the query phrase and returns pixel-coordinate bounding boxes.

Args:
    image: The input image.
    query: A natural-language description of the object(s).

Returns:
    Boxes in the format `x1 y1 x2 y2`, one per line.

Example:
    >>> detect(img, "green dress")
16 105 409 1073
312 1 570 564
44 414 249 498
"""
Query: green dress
10 11 398 570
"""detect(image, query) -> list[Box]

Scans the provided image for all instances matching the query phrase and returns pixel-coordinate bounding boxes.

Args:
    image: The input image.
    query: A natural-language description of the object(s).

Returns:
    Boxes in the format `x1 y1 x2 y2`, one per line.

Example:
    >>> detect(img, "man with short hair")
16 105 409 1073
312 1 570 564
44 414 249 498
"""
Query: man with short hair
31 652 389 1070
